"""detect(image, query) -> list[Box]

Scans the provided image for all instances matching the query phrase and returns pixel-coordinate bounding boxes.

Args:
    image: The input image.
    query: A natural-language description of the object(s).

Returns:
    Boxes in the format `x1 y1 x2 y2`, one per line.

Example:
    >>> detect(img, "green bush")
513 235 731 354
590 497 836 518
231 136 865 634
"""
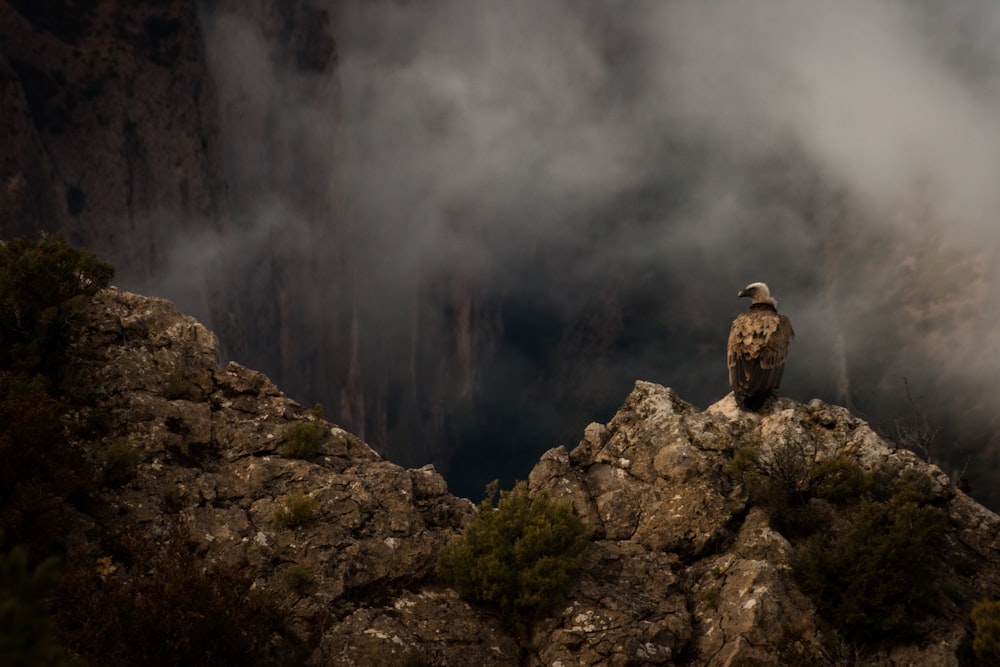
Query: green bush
972 599 1000 660
808 455 871 505
437 480 590 634
0 236 112 530
729 440 951 645
0 233 113 387
275 493 320 528
279 422 327 460
100 438 142 487
793 486 947 644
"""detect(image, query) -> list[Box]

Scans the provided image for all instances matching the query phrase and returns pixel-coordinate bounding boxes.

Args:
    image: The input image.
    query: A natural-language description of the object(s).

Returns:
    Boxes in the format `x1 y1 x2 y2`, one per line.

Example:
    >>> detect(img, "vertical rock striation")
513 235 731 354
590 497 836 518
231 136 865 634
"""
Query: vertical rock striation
0 0 227 288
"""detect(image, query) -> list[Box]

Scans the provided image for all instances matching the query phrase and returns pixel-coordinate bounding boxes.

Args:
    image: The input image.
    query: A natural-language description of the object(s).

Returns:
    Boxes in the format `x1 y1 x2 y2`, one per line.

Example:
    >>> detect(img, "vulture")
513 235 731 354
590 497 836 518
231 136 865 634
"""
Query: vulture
727 282 794 411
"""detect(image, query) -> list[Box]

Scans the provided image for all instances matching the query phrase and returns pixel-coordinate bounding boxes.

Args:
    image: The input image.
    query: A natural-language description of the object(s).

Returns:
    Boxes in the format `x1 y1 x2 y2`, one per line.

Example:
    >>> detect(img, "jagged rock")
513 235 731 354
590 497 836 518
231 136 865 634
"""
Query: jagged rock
59 294 1000 665
690 508 825 666
67 288 477 664
531 383 742 558
532 540 690 666
527 380 1000 666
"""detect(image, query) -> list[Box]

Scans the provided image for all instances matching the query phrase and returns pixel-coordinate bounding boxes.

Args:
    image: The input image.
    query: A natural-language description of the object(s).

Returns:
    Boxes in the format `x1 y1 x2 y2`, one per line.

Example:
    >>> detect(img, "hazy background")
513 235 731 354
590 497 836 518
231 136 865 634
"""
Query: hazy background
186 0 1000 504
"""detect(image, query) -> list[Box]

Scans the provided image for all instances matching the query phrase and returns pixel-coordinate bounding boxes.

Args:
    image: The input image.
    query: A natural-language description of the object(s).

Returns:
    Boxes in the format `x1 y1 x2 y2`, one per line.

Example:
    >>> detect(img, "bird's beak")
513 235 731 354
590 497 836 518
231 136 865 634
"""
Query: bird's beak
738 289 749 298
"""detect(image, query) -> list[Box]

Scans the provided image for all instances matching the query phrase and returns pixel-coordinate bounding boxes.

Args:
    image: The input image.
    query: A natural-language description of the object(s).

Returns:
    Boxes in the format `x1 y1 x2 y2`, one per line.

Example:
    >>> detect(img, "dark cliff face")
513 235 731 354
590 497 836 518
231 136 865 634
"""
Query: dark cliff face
0 0 227 286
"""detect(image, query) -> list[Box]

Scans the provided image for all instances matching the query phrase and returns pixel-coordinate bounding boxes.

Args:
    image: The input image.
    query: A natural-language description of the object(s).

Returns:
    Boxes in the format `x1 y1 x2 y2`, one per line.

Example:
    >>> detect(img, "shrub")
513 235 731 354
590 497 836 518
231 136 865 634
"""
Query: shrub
870 466 938 505
972 599 1000 660
282 564 314 594
437 480 590 634
808 455 870 505
100 438 142 487
726 439 823 535
729 439 951 645
279 422 326 460
275 493 320 528
793 489 947 644
0 233 113 386
0 236 113 530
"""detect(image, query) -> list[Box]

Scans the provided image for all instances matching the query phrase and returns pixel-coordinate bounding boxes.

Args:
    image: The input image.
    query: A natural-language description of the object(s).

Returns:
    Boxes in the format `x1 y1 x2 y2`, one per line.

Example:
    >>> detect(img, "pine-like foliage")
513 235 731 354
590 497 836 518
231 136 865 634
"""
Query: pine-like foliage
0 233 113 385
793 469 948 644
437 480 590 634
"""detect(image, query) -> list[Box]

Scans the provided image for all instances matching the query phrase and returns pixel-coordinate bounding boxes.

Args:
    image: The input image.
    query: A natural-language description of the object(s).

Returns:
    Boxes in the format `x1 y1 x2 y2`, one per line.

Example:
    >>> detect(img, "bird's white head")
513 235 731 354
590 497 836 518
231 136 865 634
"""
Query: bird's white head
738 282 777 306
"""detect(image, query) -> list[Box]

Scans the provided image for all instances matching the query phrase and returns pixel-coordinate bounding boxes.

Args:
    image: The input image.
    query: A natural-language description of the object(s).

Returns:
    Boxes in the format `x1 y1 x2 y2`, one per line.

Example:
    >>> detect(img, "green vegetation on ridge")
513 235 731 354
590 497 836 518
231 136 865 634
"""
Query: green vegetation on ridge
437 480 590 634
728 438 950 645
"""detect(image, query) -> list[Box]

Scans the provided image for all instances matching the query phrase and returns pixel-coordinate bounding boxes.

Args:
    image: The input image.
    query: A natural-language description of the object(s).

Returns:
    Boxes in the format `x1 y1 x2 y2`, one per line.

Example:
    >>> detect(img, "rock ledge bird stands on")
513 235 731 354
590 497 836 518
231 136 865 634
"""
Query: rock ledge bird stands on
727 282 795 411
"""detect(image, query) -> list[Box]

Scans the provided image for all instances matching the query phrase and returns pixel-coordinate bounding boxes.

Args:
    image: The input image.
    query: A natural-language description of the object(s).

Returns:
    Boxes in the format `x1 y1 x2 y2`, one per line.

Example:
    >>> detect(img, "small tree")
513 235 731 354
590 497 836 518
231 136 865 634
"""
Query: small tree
437 481 590 634
279 422 326 460
793 470 948 644
0 233 113 385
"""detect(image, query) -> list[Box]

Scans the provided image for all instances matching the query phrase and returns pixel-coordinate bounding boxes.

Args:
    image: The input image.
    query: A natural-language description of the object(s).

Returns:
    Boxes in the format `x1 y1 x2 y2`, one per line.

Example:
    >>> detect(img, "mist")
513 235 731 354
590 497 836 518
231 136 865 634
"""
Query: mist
196 0 1000 504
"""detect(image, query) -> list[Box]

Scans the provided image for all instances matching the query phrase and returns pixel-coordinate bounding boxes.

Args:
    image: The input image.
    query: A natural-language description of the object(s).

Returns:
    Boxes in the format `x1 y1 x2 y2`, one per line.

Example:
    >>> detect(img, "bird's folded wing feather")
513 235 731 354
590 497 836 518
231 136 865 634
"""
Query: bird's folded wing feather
727 312 794 392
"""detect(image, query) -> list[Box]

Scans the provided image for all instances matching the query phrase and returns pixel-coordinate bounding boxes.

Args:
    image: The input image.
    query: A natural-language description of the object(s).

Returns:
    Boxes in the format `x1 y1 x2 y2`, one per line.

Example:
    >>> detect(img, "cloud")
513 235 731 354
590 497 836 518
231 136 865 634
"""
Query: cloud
338 2 1000 339
198 0 1000 500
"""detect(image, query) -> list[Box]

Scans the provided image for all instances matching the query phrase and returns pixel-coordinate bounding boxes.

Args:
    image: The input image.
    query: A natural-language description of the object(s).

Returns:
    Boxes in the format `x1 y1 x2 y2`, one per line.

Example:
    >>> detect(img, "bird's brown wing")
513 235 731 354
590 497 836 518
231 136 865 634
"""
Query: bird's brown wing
728 312 794 395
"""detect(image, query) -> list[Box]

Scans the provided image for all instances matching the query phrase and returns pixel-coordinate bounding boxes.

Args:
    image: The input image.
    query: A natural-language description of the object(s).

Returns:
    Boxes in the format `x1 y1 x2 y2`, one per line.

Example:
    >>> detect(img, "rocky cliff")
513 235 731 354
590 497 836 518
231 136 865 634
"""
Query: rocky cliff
0 0 227 281
39 287 1000 666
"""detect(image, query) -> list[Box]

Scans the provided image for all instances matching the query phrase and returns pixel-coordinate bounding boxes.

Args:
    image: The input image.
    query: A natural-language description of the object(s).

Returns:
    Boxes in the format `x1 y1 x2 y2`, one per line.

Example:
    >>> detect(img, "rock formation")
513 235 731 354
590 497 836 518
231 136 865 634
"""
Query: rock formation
527 383 1000 665
45 287 1000 665
64 287 515 665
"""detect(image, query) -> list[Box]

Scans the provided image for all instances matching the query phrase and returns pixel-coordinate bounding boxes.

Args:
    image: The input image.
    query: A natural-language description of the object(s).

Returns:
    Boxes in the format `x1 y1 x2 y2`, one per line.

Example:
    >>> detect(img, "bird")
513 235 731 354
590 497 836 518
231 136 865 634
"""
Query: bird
727 282 794 411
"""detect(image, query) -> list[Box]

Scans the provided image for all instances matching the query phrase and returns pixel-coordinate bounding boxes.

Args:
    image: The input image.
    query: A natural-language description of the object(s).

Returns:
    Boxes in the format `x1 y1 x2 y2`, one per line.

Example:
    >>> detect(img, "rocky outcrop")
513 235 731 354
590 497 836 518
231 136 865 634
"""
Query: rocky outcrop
66 288 516 666
61 290 1000 666
526 382 1000 666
